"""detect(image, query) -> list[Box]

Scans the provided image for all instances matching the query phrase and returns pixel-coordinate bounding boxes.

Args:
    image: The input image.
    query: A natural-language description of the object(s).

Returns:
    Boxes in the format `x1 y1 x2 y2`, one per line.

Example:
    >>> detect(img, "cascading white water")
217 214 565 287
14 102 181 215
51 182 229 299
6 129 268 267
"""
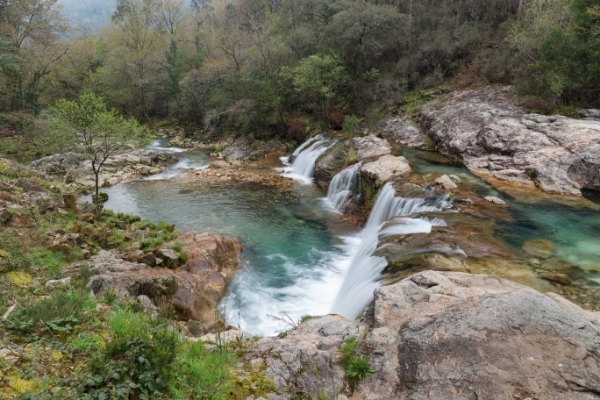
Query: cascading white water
281 136 334 183
326 162 362 212
330 183 451 319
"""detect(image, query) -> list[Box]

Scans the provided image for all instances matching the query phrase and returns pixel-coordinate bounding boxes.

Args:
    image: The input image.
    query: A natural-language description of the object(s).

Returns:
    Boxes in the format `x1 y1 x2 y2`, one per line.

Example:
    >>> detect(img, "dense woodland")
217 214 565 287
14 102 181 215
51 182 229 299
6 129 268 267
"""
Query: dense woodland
0 0 599 142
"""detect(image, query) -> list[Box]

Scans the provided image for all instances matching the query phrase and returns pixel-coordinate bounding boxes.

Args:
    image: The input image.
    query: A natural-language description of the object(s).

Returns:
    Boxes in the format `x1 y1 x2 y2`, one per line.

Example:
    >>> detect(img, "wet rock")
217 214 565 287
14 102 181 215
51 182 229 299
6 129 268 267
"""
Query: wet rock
210 160 230 169
361 155 411 183
484 195 506 206
538 271 571 285
377 115 428 149
352 135 391 161
433 174 458 191
522 239 554 259
420 86 600 195
314 141 350 191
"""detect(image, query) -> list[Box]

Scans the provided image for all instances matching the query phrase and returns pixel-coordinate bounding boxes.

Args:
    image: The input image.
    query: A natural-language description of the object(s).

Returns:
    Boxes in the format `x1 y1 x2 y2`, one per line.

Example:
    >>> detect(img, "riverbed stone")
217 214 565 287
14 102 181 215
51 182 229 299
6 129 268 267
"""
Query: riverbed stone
538 271 571 285
484 195 506 206
361 155 411 184
352 135 391 161
522 239 555 259
433 174 458 191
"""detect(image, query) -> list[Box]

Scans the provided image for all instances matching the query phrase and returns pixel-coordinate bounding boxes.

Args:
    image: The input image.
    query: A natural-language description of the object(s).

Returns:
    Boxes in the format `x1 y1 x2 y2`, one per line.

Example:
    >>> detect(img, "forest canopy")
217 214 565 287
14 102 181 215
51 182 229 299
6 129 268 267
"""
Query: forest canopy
0 0 598 139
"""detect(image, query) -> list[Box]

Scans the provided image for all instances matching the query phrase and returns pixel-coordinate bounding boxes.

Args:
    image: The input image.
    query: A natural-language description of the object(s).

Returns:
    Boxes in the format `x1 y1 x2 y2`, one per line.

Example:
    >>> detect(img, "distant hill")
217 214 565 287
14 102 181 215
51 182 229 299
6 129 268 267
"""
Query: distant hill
57 0 115 31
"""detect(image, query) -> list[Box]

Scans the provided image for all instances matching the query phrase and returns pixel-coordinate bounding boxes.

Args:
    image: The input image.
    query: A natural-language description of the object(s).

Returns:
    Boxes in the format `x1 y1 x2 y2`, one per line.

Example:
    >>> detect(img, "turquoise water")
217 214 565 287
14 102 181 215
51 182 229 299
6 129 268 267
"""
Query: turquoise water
398 147 600 276
100 149 358 335
98 143 600 335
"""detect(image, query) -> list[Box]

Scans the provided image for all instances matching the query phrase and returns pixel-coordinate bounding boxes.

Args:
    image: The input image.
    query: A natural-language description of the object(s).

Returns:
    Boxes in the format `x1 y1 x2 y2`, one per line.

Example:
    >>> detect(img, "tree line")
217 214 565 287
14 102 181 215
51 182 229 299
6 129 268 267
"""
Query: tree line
0 0 598 140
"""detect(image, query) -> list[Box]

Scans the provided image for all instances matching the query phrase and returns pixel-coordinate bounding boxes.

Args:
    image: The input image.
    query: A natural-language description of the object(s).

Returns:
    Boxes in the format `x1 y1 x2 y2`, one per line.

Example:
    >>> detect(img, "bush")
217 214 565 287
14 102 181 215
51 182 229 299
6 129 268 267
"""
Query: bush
342 115 359 135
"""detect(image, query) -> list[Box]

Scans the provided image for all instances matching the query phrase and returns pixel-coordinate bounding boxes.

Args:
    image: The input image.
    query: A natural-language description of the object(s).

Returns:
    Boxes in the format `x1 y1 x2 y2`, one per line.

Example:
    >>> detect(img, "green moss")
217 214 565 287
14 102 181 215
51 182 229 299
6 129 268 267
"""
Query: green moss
231 361 277 399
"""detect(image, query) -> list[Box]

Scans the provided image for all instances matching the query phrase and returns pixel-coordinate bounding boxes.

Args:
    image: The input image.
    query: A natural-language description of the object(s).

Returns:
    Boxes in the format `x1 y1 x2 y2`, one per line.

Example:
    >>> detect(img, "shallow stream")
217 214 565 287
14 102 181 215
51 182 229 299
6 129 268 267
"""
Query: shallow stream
98 140 600 335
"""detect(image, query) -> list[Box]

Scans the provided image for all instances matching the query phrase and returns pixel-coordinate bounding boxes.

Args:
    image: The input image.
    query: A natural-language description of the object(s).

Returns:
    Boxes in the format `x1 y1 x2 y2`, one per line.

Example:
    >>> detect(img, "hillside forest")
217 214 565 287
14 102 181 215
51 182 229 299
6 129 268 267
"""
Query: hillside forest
0 0 599 145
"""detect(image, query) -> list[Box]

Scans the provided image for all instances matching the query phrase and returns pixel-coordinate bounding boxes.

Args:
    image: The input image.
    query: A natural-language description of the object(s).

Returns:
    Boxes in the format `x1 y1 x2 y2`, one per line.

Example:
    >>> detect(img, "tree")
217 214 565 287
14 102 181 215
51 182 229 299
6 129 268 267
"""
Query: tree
51 92 142 214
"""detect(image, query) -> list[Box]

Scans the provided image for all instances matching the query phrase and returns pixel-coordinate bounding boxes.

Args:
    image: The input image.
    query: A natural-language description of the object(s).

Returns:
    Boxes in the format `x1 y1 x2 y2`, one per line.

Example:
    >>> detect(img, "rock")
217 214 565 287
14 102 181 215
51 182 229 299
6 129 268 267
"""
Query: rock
193 329 253 344
314 141 350 191
352 136 391 161
156 248 180 269
79 213 94 222
361 155 411 183
45 277 71 289
0 348 18 362
522 239 554 259
123 250 144 262
484 195 506 205
377 116 428 149
137 295 159 314
0 208 12 225
210 160 231 169
239 270 600 399
419 86 600 195
75 234 243 332
7 212 36 228
538 271 571 285
433 174 458 191
62 194 78 213
138 251 156 267
578 108 600 120
222 135 286 163
19 178 45 192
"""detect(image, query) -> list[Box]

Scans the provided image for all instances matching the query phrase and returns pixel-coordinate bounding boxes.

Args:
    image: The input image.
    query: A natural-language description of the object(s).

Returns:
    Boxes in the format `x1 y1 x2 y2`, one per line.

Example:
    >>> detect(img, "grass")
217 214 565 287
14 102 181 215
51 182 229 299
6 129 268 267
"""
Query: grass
339 337 374 389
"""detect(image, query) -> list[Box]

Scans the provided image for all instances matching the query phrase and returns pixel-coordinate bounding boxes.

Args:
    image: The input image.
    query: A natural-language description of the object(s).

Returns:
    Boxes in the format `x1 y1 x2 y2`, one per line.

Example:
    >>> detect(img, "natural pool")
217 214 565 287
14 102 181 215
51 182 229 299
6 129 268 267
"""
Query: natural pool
99 141 600 334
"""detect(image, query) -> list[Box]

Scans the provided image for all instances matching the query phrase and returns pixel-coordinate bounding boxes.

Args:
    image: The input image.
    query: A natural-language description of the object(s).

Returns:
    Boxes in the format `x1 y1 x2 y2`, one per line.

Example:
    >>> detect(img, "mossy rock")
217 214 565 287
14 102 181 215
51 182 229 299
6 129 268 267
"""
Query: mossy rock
522 239 554 259
6 271 32 286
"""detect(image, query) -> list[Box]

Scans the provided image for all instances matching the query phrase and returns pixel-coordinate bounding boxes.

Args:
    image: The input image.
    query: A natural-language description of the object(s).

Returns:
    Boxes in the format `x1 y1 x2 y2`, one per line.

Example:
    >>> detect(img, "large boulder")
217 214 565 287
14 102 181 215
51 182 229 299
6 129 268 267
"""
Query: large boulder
377 115 428 149
242 271 600 399
361 155 411 183
222 135 286 163
352 136 391 161
74 233 243 333
419 86 600 195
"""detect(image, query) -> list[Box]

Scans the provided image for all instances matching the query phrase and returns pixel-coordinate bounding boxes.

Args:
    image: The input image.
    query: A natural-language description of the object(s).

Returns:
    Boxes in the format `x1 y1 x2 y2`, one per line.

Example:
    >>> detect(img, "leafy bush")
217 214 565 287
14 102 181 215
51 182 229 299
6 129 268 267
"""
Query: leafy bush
342 115 359 135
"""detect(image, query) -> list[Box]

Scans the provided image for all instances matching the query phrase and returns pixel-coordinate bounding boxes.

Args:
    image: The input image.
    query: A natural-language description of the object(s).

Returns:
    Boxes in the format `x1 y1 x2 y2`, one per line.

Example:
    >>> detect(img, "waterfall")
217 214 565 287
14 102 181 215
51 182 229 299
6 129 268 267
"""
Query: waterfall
282 135 334 183
330 183 451 319
326 163 361 212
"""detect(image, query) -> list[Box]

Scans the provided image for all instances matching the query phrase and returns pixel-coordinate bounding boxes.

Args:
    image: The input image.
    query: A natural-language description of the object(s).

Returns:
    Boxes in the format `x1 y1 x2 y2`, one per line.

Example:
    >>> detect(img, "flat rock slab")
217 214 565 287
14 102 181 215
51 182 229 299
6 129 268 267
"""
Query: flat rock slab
377 115 428 149
361 155 411 183
352 136 391 161
419 86 600 195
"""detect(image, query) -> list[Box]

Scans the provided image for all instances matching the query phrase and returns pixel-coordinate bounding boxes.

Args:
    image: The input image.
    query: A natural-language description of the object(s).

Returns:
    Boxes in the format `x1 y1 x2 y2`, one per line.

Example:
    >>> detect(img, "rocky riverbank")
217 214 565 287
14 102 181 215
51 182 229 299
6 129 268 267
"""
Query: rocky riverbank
228 270 600 400
29 147 177 191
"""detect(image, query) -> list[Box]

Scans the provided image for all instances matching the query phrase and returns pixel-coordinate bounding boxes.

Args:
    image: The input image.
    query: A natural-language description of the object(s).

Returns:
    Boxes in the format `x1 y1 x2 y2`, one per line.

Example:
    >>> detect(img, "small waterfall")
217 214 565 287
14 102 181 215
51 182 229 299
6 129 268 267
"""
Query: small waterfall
327 163 361 212
330 183 451 319
282 135 334 183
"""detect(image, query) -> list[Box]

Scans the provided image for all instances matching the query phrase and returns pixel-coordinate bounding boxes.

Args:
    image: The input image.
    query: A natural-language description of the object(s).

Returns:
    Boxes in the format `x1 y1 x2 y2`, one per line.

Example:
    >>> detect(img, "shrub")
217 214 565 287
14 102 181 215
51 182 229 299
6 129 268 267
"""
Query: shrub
342 115 359 135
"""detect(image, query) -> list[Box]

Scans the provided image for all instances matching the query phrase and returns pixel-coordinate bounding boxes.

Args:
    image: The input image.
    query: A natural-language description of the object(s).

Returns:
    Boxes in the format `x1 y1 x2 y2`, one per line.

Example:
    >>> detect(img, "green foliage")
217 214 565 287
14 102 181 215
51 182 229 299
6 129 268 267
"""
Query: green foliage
168 340 233 399
300 315 312 323
342 115 359 135
339 337 374 389
0 235 32 273
8 288 95 335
